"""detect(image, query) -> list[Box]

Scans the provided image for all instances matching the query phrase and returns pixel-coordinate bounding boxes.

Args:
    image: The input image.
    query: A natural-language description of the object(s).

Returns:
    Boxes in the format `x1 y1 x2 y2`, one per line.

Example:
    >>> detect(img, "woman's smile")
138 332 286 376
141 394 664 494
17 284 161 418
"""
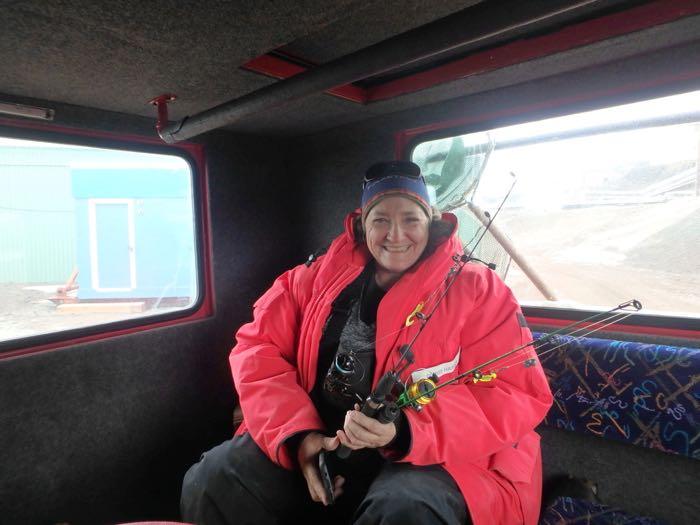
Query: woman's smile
382 245 411 253
364 196 430 288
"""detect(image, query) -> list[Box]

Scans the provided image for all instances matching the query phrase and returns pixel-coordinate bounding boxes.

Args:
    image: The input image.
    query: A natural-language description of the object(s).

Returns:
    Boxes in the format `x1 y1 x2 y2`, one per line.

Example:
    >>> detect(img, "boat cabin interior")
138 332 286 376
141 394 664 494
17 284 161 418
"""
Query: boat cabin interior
0 1 698 524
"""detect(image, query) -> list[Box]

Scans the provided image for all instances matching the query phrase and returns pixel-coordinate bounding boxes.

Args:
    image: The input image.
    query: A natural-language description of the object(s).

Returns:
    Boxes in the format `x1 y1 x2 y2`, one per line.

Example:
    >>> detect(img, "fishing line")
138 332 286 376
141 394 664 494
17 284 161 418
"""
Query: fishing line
493 310 638 373
489 305 640 372
396 301 641 408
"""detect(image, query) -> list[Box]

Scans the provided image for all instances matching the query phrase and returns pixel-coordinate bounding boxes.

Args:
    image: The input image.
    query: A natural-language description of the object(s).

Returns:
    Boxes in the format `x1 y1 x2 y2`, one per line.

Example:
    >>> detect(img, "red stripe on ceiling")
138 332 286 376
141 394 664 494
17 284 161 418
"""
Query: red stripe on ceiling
369 0 700 103
241 55 367 103
242 54 307 79
525 317 700 341
243 0 699 107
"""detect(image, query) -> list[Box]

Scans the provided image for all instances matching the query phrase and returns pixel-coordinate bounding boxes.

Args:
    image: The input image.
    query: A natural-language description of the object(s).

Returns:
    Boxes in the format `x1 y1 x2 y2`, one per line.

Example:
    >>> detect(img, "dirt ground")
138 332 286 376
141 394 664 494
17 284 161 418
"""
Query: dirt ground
499 198 700 315
1 198 698 344
0 283 174 343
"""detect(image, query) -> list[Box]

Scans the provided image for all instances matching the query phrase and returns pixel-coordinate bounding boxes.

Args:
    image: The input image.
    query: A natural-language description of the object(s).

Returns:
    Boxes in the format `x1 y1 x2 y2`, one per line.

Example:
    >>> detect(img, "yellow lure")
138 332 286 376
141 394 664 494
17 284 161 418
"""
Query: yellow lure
472 372 497 383
405 302 425 327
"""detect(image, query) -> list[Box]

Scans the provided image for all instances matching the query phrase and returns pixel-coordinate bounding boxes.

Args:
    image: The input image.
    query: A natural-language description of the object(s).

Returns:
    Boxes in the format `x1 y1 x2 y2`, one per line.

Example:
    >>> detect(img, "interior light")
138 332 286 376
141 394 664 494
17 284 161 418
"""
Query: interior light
0 101 55 121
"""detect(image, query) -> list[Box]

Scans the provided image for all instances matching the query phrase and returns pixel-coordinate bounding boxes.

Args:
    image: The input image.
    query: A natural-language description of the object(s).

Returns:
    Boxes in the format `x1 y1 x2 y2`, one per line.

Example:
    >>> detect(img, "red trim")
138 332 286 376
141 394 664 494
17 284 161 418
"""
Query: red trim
370 0 700 103
242 54 306 78
526 317 700 341
242 0 700 109
0 116 186 147
241 55 367 103
0 118 214 360
394 67 700 158
392 67 700 339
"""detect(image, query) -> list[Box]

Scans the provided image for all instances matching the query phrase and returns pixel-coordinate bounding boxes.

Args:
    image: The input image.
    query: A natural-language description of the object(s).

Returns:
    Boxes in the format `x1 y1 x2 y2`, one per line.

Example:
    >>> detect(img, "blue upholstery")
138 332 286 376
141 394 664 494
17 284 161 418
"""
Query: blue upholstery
533 332 699 460
540 497 664 525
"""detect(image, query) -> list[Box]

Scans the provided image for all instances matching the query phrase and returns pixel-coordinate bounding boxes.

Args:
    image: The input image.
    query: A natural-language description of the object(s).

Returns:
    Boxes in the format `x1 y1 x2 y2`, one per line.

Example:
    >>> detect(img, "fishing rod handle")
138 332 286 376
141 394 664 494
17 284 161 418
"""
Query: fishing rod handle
336 402 399 459
336 401 378 459
336 372 400 459
377 402 400 424
336 444 351 459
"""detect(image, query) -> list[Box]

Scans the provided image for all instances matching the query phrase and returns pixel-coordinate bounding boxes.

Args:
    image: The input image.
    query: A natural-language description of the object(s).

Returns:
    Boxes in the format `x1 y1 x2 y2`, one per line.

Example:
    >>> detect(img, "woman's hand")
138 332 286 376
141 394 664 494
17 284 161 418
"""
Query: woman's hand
297 432 344 506
336 404 397 450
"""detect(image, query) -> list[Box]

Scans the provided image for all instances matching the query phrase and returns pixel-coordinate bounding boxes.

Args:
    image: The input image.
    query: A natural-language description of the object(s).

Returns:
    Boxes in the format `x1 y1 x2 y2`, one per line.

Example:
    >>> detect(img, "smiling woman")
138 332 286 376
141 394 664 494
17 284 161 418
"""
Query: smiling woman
362 196 430 288
181 160 553 525
2 2 700 524
360 162 432 288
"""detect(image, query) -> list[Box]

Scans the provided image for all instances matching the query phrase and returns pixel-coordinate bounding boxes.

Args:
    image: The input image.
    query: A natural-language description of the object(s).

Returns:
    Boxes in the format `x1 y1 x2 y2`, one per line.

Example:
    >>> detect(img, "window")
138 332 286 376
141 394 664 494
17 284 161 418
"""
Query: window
0 136 200 346
412 90 700 321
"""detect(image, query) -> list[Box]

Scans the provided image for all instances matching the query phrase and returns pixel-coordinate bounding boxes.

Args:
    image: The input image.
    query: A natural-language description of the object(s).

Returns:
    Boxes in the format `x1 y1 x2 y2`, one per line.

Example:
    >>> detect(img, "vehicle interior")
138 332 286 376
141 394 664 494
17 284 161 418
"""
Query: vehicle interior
1 1 698 524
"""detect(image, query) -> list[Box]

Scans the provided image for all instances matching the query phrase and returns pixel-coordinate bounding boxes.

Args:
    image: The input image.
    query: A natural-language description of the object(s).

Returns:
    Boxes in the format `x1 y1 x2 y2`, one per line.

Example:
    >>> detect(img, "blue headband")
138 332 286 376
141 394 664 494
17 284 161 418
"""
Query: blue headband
361 164 431 219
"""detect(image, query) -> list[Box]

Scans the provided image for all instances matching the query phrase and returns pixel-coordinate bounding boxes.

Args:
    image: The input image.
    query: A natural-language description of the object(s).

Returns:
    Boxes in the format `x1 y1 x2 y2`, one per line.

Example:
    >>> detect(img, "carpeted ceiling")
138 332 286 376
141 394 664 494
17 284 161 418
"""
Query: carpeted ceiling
278 0 482 64
1 0 700 138
0 0 476 122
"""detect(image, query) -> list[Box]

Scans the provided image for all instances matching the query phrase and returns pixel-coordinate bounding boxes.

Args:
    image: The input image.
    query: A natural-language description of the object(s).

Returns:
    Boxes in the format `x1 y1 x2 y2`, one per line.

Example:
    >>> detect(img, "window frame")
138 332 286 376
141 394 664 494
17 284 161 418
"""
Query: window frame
0 119 213 358
400 83 700 340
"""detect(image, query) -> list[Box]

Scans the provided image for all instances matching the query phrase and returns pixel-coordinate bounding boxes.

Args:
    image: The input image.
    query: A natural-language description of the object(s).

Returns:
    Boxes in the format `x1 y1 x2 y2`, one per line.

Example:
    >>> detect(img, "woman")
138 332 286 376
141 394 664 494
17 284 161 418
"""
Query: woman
181 161 553 525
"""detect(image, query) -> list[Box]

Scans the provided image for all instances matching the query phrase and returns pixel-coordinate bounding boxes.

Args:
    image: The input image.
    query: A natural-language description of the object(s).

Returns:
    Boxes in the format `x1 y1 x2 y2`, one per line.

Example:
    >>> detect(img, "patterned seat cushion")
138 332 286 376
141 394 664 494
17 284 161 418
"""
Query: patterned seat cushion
539 497 664 525
533 332 699 459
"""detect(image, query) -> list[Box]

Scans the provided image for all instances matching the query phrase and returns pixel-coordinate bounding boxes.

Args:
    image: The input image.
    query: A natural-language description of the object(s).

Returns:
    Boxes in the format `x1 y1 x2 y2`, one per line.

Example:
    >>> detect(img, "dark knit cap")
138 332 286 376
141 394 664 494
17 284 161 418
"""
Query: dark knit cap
361 161 431 220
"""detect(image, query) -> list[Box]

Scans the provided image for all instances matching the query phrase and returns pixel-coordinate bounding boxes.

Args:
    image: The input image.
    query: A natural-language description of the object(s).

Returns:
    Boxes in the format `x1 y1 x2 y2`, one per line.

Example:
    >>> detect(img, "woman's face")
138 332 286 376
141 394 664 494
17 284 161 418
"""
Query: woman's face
363 196 430 285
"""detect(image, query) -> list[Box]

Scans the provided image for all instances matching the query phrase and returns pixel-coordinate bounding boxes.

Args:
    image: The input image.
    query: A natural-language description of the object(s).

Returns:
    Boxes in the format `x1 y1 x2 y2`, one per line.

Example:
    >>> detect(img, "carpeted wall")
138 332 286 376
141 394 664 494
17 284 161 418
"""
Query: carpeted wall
0 101 304 524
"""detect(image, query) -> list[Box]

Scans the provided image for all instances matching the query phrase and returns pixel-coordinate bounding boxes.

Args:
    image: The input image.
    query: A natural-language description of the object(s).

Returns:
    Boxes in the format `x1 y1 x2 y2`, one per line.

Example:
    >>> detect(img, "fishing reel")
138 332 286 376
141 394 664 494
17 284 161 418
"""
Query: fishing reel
322 347 366 407
398 375 439 410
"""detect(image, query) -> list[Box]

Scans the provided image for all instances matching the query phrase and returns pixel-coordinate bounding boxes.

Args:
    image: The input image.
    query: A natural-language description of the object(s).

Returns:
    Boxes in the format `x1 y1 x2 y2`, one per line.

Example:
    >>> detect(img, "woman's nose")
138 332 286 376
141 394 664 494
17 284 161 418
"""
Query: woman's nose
386 222 404 240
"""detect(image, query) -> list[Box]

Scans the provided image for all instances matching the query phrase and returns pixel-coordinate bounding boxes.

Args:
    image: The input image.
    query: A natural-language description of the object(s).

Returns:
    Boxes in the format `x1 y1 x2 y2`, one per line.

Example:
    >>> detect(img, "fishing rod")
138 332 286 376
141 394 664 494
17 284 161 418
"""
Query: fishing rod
324 299 642 502
396 299 642 409
322 170 639 501
334 173 519 463
391 172 519 377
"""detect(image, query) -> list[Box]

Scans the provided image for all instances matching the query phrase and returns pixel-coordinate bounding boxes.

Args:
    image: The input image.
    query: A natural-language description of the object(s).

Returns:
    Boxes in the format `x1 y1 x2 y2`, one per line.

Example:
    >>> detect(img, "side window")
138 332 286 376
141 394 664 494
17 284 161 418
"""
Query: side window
412 89 700 320
0 136 200 347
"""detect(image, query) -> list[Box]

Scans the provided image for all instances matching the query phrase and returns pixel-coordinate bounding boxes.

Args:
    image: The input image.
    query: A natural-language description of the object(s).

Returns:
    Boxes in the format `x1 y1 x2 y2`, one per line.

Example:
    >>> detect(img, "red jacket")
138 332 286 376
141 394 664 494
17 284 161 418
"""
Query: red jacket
230 211 553 525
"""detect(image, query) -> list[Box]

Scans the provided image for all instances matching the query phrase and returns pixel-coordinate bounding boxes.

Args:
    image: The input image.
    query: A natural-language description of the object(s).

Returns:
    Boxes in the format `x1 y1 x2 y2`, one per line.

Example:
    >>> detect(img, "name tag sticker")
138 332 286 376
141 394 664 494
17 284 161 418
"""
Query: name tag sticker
411 348 461 383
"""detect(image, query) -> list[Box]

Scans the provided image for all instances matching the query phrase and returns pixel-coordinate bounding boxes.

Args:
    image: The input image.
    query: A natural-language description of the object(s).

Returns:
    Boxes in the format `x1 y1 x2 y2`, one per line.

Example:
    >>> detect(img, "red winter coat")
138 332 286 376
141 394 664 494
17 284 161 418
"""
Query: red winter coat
230 211 553 525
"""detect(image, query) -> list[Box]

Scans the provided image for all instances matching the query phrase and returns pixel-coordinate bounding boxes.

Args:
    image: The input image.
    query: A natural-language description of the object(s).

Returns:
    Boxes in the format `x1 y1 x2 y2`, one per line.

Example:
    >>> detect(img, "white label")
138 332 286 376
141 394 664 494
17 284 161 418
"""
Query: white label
411 348 461 383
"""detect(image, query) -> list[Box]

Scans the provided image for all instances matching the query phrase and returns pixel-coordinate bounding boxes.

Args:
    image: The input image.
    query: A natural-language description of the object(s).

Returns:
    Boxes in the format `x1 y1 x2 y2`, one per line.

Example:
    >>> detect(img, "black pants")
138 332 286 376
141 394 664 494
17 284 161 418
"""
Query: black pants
181 434 469 525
